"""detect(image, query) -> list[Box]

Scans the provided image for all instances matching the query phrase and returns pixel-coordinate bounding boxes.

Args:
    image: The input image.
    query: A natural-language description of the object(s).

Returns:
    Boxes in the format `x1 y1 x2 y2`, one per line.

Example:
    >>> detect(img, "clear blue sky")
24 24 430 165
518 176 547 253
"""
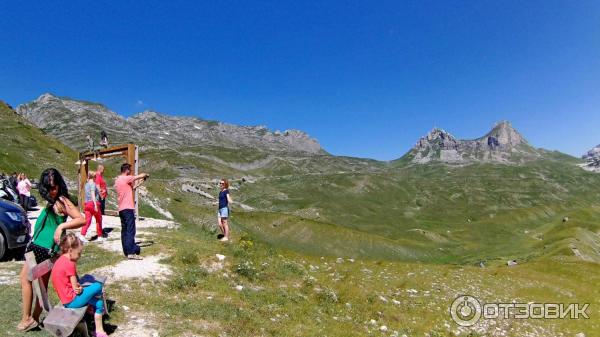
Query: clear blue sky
1 1 599 160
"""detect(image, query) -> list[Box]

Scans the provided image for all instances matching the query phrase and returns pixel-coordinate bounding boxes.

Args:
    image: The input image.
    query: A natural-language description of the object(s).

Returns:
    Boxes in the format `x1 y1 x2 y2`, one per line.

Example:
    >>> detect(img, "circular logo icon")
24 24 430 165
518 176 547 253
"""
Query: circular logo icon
450 295 482 327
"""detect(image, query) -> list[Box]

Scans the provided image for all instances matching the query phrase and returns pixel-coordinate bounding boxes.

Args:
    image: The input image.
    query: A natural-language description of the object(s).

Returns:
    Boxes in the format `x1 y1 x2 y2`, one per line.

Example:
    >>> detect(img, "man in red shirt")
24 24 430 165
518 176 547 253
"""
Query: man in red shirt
115 163 149 260
95 165 107 215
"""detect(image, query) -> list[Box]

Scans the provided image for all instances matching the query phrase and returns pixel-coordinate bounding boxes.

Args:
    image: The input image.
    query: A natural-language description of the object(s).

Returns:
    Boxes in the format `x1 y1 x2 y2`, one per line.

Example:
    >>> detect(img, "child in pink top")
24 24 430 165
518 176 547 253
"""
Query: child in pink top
51 233 107 337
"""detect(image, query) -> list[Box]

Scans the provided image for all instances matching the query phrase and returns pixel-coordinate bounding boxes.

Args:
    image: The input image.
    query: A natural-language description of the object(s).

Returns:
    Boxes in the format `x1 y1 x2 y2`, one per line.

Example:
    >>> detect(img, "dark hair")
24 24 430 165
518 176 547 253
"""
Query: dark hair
38 168 70 208
121 163 131 173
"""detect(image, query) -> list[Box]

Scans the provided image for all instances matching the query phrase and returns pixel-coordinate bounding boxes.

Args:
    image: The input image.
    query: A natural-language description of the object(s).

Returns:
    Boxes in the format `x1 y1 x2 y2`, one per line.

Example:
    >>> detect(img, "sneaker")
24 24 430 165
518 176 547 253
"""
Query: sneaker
77 234 89 244
219 237 229 242
127 254 143 260
96 237 106 243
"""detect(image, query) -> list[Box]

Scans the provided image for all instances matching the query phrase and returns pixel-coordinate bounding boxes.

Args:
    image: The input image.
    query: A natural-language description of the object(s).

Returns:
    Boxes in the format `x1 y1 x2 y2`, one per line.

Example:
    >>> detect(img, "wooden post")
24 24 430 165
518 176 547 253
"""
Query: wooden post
78 158 88 212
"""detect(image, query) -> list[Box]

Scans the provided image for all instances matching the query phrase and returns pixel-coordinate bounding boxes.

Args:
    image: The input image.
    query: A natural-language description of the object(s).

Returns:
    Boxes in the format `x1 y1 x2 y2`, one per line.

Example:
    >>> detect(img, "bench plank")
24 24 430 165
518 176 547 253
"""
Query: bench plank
43 306 87 337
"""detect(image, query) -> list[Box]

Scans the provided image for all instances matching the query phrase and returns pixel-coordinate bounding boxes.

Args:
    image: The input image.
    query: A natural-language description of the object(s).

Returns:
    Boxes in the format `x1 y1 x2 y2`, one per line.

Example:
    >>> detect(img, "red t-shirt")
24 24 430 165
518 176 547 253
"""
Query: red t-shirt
115 175 136 211
95 172 107 199
51 254 77 304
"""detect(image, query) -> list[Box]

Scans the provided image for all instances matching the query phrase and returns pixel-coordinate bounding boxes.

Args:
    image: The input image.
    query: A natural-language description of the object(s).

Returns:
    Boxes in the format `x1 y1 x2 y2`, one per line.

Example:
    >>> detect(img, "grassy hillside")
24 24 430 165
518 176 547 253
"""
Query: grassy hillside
1 100 600 336
0 101 78 179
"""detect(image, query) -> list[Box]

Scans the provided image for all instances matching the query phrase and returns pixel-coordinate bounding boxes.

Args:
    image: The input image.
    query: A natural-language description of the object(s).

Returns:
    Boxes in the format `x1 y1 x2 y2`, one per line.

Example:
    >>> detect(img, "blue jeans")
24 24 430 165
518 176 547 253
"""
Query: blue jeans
119 209 140 256
65 282 104 314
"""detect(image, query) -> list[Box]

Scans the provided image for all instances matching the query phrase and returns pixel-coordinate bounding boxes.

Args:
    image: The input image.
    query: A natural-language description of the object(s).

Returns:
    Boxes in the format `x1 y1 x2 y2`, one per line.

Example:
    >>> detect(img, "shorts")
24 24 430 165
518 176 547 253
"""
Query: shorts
218 207 229 218
25 242 57 263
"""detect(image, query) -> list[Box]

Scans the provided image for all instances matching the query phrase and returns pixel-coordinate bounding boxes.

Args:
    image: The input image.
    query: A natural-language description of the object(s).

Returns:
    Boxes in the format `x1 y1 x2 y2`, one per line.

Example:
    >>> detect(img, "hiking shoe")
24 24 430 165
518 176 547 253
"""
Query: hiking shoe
127 254 143 260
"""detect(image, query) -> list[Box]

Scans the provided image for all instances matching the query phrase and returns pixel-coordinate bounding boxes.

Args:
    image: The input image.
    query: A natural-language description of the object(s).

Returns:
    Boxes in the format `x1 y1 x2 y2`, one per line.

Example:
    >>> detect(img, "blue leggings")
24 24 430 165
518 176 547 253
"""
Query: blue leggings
65 282 104 314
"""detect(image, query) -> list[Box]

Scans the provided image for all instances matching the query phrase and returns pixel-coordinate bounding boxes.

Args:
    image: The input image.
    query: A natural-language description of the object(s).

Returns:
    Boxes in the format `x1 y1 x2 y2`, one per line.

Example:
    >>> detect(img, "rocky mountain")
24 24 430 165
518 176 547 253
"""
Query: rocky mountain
401 121 541 164
16 93 325 155
582 144 600 171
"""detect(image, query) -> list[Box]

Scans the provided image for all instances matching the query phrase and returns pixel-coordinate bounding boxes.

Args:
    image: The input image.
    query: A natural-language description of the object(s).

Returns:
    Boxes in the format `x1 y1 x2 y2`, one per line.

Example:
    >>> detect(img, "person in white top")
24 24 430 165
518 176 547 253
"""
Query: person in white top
16 173 32 211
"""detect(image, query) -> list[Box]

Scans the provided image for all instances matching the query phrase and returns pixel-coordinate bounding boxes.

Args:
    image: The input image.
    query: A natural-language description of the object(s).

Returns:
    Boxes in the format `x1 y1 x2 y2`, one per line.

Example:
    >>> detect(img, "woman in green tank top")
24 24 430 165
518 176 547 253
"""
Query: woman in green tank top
17 168 85 332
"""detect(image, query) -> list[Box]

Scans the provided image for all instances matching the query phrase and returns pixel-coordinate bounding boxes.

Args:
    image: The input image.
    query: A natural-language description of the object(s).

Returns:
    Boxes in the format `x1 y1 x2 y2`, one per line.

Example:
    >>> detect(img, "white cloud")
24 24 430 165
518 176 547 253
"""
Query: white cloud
136 100 145 106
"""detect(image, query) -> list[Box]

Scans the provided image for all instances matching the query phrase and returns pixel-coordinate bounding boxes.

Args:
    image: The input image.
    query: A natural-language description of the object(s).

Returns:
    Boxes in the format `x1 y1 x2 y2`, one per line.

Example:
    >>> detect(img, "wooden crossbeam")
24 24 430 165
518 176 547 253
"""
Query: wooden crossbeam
28 259 54 282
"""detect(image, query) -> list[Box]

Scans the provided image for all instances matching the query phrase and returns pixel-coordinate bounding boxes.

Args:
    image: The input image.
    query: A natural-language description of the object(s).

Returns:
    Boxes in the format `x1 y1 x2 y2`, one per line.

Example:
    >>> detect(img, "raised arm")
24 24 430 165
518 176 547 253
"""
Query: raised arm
132 173 149 189
54 196 86 244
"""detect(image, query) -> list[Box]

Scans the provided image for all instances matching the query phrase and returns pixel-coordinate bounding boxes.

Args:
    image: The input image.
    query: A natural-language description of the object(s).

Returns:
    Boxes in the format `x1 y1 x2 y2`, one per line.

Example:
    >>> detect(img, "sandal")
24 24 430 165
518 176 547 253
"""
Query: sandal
16 318 38 331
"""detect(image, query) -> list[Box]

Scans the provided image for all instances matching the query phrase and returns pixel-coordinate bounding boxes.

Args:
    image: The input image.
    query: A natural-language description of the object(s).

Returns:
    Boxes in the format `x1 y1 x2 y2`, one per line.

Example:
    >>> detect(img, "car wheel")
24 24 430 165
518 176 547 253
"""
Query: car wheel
0 231 6 261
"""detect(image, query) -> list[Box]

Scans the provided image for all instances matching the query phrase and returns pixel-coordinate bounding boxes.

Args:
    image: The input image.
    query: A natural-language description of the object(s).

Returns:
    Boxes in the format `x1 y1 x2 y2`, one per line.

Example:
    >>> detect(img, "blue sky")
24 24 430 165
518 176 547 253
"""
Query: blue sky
1 1 599 160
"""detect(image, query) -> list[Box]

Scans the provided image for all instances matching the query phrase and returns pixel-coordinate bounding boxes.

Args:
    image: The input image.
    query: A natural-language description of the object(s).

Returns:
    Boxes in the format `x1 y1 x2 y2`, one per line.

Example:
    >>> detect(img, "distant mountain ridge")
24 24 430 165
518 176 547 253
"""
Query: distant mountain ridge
400 121 543 164
16 93 325 155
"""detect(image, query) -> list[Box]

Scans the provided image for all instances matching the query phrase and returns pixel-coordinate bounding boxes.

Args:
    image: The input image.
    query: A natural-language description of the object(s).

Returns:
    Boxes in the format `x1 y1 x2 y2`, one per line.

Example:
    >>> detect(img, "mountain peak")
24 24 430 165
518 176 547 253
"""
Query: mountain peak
483 121 526 148
405 121 538 164
37 93 58 103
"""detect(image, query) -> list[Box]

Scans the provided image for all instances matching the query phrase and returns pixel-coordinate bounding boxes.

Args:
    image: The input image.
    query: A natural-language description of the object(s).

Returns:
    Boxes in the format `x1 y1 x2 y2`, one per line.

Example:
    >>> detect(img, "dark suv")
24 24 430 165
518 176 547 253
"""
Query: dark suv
0 199 30 260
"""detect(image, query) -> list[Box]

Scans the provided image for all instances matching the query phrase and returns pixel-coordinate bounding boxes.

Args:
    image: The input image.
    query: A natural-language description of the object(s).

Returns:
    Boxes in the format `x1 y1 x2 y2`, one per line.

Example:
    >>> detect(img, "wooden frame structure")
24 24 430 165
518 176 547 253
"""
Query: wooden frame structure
78 144 139 217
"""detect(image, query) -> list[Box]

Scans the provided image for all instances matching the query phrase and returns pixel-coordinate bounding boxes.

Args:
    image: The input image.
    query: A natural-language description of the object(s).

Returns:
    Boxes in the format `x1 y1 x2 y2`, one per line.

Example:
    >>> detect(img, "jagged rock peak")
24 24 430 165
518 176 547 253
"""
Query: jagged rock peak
583 144 600 160
407 121 538 164
483 121 526 147
582 144 600 172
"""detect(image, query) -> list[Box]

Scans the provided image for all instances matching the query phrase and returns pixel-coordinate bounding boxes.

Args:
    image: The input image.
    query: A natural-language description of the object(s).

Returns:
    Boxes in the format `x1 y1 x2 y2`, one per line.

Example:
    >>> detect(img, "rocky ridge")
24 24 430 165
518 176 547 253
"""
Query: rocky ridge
16 93 324 155
406 121 541 164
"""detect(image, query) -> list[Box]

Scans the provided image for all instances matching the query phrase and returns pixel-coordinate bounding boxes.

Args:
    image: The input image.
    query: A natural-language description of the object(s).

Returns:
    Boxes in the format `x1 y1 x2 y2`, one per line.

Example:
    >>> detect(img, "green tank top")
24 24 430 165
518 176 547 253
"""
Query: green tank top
32 208 67 251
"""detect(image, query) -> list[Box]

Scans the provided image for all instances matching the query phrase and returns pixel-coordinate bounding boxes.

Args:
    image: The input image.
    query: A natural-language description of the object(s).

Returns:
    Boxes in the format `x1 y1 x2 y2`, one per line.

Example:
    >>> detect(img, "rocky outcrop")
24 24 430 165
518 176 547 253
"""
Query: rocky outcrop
16 93 325 155
582 145 600 172
406 121 540 164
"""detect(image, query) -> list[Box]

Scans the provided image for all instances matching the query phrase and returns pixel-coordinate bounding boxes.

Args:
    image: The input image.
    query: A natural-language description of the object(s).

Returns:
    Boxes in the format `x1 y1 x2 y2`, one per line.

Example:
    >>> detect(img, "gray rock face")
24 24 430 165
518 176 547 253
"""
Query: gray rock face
16 93 325 155
408 121 540 164
582 144 600 171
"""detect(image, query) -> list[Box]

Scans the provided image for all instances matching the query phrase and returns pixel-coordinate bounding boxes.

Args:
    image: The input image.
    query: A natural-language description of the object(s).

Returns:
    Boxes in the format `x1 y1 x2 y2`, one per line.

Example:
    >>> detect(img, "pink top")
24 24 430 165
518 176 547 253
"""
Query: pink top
17 179 32 196
51 254 77 304
115 175 136 211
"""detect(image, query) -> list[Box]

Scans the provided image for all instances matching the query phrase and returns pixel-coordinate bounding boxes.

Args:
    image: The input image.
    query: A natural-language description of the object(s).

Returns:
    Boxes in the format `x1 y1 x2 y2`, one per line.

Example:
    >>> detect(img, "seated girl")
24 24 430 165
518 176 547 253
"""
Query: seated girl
51 233 107 337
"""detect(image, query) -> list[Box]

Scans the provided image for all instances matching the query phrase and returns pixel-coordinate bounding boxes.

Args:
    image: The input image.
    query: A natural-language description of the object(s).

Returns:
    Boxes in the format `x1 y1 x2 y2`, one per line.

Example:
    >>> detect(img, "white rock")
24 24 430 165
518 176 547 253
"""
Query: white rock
235 285 244 291
216 254 226 261
575 333 585 337
379 325 388 332
122 305 130 311
379 295 388 303
369 319 377 325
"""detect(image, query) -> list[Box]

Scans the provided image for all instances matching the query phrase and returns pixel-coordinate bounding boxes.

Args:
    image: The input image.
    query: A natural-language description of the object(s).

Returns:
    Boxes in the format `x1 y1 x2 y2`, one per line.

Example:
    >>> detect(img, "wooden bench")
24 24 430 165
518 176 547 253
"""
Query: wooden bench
26 252 108 337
